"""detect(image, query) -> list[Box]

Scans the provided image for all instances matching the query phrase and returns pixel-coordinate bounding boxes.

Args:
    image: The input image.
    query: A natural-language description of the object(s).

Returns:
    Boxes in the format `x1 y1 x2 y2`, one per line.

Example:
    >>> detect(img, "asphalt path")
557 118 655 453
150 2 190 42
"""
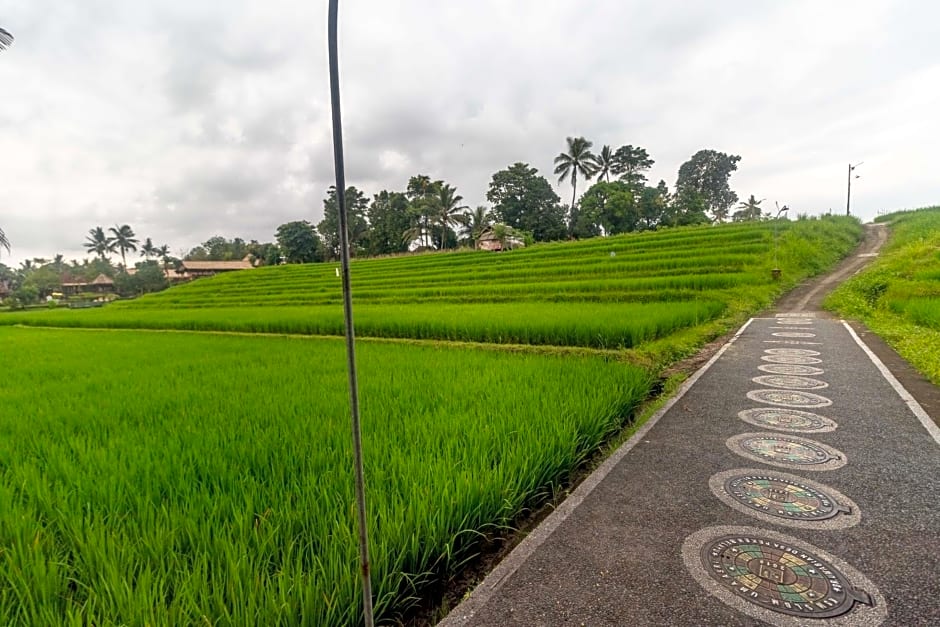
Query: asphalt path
441 315 940 626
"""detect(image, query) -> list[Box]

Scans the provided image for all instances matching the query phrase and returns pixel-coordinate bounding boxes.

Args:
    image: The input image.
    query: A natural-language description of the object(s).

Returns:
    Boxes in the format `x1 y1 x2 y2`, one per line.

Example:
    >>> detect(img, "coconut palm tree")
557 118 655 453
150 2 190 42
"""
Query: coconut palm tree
108 224 138 270
462 205 493 247
0 227 9 256
0 28 13 51
553 136 598 211
595 145 615 183
84 226 113 260
139 237 157 260
733 195 764 222
432 184 469 250
157 244 172 274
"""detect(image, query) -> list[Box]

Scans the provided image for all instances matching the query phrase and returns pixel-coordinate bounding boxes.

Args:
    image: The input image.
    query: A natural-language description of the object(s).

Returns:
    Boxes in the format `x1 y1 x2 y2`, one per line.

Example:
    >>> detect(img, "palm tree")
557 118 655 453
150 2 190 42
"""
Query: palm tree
462 205 493 247
0 227 9 257
595 145 615 183
733 195 764 222
108 224 138 270
157 244 172 275
554 136 598 211
84 226 113 260
432 184 468 250
0 28 13 51
139 237 157 260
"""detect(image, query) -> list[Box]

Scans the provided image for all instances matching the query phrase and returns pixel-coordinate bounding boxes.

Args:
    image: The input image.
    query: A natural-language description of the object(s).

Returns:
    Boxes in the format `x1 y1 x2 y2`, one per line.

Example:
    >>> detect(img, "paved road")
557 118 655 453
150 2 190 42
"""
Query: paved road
441 314 940 626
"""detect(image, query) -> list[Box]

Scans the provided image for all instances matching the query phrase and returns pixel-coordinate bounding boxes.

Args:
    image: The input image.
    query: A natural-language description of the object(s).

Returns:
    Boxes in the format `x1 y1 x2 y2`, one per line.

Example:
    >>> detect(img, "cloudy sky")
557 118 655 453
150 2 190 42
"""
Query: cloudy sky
1 0 938 265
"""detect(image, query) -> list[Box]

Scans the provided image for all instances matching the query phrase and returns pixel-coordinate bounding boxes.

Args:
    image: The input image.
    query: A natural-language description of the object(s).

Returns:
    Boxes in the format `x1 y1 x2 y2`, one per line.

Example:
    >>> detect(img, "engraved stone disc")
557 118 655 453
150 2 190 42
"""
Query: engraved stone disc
709 470 858 530
727 432 845 470
762 355 822 365
747 389 832 408
772 332 817 338
738 408 837 433
765 348 820 356
752 375 828 390
684 528 880 623
758 364 825 376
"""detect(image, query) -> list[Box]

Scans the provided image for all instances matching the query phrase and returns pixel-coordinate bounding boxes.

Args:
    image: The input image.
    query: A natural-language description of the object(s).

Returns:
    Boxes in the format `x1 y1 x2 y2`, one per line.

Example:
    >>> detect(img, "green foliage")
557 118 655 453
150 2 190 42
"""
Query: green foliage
675 149 741 223
276 220 321 264
487 163 566 242
611 144 654 186
113 261 169 296
578 181 638 236
827 206 940 383
0 328 650 625
553 137 598 211
318 186 369 259
364 191 412 256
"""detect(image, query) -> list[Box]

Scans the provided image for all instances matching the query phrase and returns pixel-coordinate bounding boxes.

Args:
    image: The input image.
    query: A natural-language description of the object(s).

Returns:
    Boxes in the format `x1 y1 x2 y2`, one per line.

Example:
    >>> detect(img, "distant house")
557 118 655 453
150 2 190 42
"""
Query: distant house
476 228 525 252
61 273 114 296
178 257 254 279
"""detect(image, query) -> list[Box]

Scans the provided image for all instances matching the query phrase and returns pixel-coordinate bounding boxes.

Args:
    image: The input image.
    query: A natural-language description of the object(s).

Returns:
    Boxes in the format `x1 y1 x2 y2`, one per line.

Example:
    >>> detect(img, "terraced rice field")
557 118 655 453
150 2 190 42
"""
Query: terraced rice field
1 217 863 625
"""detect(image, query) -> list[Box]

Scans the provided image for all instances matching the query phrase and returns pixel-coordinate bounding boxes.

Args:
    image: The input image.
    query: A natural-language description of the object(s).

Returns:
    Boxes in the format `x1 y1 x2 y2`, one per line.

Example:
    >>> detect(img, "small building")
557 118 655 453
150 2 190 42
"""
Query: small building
61 273 114 296
476 228 525 252
178 257 254 278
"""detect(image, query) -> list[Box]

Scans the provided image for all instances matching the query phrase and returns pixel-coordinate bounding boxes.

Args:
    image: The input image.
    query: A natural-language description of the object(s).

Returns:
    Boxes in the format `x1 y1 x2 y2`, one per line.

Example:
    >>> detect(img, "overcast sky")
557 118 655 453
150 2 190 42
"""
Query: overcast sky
1 0 938 265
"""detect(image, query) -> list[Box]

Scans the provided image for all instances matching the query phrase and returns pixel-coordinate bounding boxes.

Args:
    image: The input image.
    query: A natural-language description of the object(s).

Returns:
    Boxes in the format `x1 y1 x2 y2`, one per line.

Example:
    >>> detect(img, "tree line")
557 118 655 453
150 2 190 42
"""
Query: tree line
2 140 775 306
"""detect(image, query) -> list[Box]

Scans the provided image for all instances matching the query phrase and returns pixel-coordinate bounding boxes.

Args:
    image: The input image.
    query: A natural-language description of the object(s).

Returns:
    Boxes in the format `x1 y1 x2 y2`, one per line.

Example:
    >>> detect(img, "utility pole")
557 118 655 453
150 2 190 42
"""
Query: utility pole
846 162 862 216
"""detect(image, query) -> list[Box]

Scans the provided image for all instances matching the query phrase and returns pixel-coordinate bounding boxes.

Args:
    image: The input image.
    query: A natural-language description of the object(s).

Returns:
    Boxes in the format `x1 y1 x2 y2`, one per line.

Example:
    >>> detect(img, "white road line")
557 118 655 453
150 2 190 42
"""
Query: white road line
842 321 940 446
439 320 757 625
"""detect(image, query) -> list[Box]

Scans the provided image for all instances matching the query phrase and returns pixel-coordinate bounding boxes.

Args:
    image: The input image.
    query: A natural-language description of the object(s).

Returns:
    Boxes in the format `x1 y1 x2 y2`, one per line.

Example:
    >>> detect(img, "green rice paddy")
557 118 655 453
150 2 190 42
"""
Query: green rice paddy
2 217 864 624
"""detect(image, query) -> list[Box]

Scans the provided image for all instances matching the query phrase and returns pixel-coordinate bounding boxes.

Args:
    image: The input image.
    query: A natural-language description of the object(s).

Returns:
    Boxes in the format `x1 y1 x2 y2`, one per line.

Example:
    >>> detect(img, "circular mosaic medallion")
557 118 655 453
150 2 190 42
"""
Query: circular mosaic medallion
752 375 828 390
765 348 820 356
758 364 825 376
762 355 822 365
747 389 832 408
682 526 886 626
738 408 837 433
709 470 858 530
772 332 817 338
720 472 852 520
727 432 846 470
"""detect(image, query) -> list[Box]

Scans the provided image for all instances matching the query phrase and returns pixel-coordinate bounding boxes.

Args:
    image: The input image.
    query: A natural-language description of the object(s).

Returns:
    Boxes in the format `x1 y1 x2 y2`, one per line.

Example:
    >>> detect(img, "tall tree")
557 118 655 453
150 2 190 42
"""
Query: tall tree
431 183 468 250
107 224 139 270
84 226 113 260
139 237 157 260
365 191 412 256
595 145 615 183
156 244 172 274
733 195 764 222
318 186 369 259
577 181 639 236
276 220 321 263
675 149 741 223
0 227 9 257
553 137 598 211
487 162 567 242
612 145 655 186
404 175 439 248
462 205 493 247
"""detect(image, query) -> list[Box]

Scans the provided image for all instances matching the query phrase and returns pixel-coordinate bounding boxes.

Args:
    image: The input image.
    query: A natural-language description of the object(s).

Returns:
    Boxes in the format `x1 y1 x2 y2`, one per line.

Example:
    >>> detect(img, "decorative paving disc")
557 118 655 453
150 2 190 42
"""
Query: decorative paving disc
708 469 858 529
684 529 878 623
747 389 832 408
765 348 820 356
772 332 817 338
738 408 837 433
758 364 825 376
752 375 828 390
727 432 845 470
762 355 822 365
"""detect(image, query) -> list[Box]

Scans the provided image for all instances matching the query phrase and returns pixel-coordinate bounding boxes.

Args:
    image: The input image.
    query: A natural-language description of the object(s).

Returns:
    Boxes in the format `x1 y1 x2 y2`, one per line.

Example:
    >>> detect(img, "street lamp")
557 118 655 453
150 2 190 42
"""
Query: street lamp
772 202 789 279
846 162 862 216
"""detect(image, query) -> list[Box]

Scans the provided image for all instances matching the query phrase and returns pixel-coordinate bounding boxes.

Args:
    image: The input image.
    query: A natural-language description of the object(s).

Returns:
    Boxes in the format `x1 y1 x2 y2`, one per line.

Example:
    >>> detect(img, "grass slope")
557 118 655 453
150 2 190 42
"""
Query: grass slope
826 206 940 383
